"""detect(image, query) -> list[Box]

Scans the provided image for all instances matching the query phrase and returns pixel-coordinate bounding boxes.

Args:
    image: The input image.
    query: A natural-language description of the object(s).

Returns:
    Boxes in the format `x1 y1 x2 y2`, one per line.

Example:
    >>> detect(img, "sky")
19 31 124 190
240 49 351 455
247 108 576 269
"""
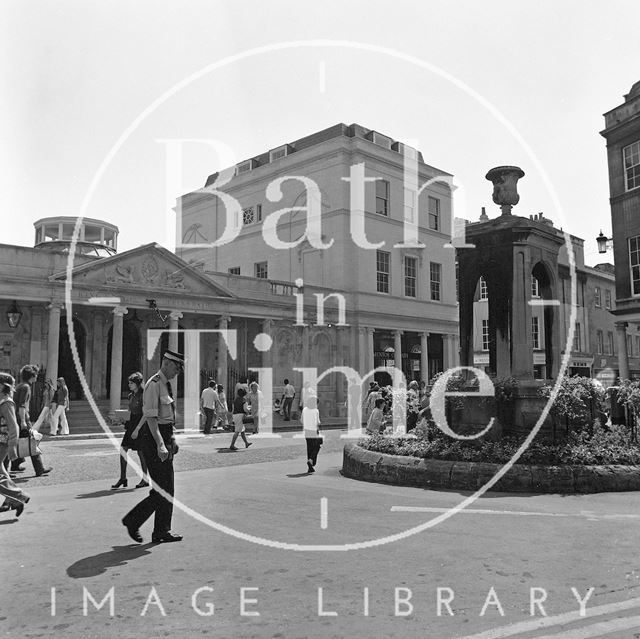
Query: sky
1 0 639 267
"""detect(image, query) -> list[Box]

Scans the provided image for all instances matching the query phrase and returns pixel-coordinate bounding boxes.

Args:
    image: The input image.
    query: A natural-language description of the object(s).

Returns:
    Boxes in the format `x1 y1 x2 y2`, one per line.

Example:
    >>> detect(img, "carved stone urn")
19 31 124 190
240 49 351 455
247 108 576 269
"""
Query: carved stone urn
485 166 525 216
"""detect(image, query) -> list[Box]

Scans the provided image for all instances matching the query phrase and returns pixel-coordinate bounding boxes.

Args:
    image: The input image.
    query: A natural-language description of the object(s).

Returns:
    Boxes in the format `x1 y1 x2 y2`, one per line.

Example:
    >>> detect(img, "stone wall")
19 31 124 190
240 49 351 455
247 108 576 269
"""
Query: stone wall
342 443 640 494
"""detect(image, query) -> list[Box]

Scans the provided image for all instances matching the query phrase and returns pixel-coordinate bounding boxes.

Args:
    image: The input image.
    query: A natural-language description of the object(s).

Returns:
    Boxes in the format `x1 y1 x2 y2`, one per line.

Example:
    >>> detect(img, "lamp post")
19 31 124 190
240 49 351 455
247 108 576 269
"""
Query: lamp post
6 301 22 328
596 230 612 254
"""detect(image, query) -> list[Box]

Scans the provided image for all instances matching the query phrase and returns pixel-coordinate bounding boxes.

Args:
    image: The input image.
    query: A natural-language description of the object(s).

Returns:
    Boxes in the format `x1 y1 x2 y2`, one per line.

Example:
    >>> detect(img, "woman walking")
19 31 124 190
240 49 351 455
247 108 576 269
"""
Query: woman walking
216 384 231 430
229 387 252 451
0 374 30 517
112 372 149 489
50 377 70 435
302 393 322 473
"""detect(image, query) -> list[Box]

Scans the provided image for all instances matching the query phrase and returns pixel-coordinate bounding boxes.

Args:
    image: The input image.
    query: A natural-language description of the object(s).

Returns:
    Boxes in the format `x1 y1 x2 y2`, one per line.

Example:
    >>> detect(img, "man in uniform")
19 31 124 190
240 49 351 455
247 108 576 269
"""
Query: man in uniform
122 350 184 543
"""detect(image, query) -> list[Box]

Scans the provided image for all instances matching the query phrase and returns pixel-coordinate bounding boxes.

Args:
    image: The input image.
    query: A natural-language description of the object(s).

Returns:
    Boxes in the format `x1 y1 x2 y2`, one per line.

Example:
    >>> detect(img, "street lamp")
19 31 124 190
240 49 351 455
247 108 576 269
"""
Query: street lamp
6 300 22 328
596 230 612 254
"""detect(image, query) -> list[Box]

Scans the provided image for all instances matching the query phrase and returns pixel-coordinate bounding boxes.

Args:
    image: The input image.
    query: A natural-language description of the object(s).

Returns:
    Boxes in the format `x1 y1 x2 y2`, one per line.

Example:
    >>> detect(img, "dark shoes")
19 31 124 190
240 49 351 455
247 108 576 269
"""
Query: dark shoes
35 467 53 477
122 518 143 543
151 532 183 543
307 461 315 473
135 480 149 489
229 446 238 451
111 478 128 489
245 442 253 449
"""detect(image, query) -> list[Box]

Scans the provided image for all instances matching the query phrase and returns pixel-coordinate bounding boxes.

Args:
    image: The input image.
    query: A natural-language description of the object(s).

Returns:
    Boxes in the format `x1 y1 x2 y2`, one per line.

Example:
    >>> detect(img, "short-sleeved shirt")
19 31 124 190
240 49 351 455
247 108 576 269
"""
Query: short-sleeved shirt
302 407 321 437
128 388 144 417
143 370 175 424
14 383 31 425
232 395 247 415
284 383 295 398
201 386 218 409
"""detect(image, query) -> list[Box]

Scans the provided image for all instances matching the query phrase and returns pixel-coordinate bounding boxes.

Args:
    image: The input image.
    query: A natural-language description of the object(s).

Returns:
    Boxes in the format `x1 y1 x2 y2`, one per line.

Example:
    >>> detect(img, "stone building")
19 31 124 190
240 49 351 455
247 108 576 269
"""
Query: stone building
601 79 640 379
470 213 622 383
176 123 460 388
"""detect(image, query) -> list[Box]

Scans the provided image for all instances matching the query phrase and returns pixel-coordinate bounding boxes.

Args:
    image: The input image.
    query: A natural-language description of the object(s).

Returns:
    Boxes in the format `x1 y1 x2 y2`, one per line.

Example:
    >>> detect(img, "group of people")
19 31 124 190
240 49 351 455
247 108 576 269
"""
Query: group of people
0 364 55 519
199 379 231 434
364 379 426 434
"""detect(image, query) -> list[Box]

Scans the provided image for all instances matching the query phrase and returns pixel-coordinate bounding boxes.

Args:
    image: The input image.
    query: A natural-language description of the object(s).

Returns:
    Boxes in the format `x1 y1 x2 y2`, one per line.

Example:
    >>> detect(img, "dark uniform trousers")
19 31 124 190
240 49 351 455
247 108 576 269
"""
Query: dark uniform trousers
123 423 175 535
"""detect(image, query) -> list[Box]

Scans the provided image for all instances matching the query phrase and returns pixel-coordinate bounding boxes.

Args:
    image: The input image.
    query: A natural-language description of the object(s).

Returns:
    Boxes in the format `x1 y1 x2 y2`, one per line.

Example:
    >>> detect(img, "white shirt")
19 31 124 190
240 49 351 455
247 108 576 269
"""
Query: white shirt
284 383 295 398
201 387 218 409
301 407 321 437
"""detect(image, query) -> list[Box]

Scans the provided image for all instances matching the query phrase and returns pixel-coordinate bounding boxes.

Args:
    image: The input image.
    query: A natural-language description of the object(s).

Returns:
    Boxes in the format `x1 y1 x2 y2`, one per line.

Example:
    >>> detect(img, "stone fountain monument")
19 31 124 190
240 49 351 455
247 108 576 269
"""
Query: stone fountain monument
456 166 564 433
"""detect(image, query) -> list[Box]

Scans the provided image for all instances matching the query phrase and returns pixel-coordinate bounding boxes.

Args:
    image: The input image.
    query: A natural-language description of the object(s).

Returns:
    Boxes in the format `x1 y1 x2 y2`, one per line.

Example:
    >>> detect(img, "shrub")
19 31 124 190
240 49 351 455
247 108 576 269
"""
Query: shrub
358 419 640 466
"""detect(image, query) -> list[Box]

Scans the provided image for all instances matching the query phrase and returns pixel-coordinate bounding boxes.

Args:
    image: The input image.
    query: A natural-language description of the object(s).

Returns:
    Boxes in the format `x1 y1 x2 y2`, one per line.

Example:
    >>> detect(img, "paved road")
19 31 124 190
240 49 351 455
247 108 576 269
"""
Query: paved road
4 432 640 638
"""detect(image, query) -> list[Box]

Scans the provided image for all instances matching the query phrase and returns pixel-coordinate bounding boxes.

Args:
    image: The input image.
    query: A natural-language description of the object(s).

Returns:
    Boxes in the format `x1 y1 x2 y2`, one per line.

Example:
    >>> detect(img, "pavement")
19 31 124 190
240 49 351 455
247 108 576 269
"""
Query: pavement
4 430 640 638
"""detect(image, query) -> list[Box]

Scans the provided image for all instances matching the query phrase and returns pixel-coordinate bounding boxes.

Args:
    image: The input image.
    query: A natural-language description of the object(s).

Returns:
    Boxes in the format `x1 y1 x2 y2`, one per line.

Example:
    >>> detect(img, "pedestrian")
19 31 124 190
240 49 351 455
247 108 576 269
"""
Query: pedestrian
366 398 387 434
229 387 253 450
50 377 70 435
282 378 295 421
122 350 184 544
302 393 322 473
200 379 218 434
246 381 264 434
32 378 54 433
0 373 30 517
215 384 231 430
10 364 52 477
111 372 149 489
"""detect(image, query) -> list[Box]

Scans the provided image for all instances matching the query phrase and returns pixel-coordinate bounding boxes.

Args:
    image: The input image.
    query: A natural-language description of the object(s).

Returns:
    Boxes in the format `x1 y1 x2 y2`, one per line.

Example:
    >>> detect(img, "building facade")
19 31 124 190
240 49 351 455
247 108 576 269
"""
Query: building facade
470 213 624 384
601 79 640 379
177 123 460 388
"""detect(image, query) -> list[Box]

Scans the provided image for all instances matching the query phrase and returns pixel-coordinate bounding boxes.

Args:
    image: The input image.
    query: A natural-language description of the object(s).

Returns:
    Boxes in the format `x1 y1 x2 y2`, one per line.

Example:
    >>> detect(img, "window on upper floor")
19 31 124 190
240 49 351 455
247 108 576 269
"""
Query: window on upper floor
596 330 604 355
623 141 640 191
605 288 612 309
430 262 441 301
532 316 540 350
607 331 615 355
376 250 390 293
404 188 416 223
428 196 440 231
479 276 488 300
404 256 417 297
228 267 240 275
531 277 539 298
376 180 389 216
482 319 489 351
594 286 601 308
630 236 640 296
573 322 581 352
255 261 268 279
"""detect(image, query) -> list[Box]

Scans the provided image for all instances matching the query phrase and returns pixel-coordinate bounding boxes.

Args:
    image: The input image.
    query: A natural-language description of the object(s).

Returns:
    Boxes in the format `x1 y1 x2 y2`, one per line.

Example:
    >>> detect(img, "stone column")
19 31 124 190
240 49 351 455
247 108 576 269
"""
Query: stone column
616 321 630 380
443 334 457 371
335 326 346 411
261 319 274 370
29 308 43 366
46 303 62 383
358 327 367 375
367 328 375 374
393 330 403 375
420 331 429 383
109 306 128 414
218 315 230 390
169 311 183 352
511 249 533 379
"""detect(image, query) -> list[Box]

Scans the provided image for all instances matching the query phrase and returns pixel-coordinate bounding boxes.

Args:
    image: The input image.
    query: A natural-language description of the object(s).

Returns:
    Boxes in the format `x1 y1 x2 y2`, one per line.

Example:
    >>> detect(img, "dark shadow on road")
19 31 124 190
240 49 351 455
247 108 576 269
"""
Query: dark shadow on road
75 488 135 499
67 544 154 578
286 472 312 478
0 518 19 525
216 448 241 453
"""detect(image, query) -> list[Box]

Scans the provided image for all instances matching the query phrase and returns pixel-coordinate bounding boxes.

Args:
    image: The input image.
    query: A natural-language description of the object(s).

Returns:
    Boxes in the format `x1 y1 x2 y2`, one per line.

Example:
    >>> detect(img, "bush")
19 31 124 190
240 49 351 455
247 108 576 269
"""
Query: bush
358 419 640 466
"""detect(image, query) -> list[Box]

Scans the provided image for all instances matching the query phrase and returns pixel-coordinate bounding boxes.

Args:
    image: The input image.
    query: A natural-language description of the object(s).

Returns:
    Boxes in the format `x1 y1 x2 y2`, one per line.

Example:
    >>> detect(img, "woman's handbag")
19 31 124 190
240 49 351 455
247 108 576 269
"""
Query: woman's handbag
17 429 42 458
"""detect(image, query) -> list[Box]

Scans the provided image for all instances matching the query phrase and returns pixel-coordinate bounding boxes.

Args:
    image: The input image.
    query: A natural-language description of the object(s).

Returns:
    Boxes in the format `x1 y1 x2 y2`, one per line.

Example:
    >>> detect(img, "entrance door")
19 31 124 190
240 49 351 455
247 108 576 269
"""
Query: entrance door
58 317 86 400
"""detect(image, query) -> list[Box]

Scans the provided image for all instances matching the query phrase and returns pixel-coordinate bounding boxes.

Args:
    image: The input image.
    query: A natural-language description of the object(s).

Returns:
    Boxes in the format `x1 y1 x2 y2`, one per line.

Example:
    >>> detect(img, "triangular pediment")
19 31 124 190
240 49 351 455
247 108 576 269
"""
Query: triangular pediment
49 243 234 298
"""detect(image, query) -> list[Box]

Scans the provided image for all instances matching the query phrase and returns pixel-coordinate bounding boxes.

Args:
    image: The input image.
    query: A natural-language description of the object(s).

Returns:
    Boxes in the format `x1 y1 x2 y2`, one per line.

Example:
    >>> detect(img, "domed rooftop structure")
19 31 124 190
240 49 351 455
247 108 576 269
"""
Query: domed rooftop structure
34 216 118 257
